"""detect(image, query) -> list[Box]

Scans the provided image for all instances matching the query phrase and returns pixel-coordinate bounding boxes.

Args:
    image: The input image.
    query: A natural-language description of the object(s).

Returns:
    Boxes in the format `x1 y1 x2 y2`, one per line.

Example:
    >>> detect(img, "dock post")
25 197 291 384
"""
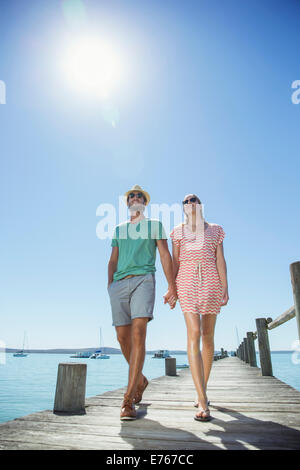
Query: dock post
240 342 244 361
247 332 257 367
290 261 300 341
165 357 176 376
243 338 249 363
53 363 87 413
256 318 273 376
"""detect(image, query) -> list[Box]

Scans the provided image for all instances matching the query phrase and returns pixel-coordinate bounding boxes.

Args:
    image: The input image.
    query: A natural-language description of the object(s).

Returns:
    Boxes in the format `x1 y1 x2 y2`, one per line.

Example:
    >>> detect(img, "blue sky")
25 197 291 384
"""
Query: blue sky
1 0 299 352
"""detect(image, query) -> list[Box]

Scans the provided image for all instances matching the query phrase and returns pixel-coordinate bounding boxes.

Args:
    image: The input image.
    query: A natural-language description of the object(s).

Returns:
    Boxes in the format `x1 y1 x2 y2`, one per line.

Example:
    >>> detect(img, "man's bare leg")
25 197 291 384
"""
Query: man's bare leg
126 318 148 398
115 319 148 395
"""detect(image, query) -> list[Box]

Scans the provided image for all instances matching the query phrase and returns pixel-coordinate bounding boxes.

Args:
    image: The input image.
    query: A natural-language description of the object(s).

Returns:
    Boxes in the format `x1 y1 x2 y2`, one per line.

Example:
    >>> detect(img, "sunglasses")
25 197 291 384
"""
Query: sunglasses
183 197 199 205
128 192 144 199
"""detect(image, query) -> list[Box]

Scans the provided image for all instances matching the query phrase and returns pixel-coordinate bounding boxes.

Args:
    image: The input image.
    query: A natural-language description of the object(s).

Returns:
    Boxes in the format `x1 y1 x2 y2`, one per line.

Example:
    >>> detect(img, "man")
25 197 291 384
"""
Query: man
107 184 177 420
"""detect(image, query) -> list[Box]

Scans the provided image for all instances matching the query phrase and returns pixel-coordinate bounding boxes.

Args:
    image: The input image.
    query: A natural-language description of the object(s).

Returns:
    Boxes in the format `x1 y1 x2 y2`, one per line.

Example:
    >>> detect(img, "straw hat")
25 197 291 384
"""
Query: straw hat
124 184 150 206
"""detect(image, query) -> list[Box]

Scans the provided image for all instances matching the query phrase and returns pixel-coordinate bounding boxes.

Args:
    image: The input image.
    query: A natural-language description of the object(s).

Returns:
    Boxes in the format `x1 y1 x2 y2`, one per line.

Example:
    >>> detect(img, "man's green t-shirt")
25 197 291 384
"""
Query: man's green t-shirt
111 218 167 281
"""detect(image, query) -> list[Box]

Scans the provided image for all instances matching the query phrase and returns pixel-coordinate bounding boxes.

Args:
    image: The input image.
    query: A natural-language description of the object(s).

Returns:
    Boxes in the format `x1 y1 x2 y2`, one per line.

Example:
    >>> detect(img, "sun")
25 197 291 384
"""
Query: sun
62 35 123 99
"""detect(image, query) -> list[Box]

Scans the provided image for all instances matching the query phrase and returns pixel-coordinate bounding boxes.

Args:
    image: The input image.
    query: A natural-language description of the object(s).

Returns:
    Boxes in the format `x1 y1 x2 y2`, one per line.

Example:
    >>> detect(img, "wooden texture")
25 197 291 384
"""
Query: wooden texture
1 357 300 450
267 306 295 331
165 357 176 376
246 332 257 367
53 363 87 413
290 261 300 340
255 318 273 376
244 337 250 364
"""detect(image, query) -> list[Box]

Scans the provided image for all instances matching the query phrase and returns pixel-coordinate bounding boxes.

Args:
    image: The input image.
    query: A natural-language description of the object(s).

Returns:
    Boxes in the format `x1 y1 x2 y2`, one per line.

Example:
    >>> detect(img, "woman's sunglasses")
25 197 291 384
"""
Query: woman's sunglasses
128 192 144 199
182 197 199 204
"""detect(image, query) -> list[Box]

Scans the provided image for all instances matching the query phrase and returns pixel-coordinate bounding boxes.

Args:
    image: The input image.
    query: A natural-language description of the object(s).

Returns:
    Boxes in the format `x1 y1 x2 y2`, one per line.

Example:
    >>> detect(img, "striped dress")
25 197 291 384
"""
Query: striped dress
170 223 225 315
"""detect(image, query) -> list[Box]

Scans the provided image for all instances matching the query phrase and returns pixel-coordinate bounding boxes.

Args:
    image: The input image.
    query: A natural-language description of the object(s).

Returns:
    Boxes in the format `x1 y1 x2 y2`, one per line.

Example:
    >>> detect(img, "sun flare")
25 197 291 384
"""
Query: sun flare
62 35 123 99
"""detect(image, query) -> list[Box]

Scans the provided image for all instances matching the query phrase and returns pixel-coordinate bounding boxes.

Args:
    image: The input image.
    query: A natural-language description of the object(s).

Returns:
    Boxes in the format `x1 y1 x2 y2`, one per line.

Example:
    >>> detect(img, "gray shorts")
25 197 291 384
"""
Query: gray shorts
108 273 156 327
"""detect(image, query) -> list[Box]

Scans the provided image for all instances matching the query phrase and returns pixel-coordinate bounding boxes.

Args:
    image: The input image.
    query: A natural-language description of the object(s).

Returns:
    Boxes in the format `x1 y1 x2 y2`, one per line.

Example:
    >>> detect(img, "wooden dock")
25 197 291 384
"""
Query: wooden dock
1 356 300 450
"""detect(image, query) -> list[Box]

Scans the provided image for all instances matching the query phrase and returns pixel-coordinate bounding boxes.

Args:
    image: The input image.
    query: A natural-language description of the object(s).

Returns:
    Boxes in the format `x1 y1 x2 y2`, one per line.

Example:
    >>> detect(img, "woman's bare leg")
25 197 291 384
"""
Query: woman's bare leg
183 312 208 411
201 314 217 390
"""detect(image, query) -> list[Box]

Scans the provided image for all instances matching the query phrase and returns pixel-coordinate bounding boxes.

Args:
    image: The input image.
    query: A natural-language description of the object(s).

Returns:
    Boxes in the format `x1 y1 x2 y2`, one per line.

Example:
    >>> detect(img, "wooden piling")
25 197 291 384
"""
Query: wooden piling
240 342 244 361
247 331 257 367
243 338 249 363
165 357 176 376
290 261 300 340
256 318 273 376
53 363 87 413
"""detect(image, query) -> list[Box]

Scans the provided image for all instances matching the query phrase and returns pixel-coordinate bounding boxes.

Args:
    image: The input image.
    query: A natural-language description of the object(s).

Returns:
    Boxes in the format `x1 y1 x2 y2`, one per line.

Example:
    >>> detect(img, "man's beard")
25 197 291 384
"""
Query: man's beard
129 203 146 216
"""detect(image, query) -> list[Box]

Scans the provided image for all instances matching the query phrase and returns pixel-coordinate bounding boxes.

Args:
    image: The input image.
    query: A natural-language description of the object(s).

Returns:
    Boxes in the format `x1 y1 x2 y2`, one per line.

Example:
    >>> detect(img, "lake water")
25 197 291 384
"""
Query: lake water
0 352 299 423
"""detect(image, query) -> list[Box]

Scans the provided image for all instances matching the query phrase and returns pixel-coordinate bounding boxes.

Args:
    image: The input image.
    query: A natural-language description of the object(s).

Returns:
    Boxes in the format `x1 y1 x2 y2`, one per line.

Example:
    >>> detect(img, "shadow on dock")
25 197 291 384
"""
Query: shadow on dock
119 403 300 450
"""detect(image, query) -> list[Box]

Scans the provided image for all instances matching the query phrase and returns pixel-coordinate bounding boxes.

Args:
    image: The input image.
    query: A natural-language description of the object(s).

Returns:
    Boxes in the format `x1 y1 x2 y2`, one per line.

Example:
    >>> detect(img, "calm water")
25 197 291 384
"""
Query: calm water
0 352 299 423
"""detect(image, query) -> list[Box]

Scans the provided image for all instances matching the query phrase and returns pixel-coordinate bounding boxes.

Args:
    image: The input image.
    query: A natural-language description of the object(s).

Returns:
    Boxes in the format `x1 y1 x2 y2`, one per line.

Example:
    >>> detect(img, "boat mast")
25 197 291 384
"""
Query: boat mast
100 327 105 354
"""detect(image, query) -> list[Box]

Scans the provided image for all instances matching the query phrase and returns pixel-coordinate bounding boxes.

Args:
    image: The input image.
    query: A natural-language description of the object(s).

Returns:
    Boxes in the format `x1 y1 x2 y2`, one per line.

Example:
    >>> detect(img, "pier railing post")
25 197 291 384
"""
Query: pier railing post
240 342 244 361
243 338 249 363
53 363 87 413
256 318 273 376
165 357 176 376
247 332 257 367
290 261 300 341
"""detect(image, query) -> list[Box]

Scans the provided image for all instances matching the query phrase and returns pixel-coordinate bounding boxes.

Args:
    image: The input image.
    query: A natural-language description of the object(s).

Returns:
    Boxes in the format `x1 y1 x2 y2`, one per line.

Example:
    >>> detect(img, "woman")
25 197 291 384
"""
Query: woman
169 194 229 421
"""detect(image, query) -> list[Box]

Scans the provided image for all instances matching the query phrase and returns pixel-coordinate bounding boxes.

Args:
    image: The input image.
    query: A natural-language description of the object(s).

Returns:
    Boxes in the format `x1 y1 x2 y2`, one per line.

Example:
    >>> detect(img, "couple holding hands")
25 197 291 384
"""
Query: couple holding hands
107 185 229 422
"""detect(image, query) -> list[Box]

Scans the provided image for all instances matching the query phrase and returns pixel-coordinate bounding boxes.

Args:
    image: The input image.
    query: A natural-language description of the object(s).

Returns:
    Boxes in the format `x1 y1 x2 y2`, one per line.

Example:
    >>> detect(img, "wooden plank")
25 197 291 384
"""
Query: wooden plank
14 409 300 429
267 306 295 330
1 416 300 450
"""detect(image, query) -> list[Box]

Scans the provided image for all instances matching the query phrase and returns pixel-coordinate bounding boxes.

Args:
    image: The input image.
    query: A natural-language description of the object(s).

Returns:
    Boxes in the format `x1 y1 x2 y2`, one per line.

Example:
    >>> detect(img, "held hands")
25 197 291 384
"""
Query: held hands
163 285 178 310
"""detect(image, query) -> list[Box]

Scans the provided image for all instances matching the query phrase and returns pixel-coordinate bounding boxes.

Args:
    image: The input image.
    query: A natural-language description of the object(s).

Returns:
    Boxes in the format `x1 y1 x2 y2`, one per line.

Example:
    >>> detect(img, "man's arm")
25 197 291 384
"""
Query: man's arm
108 246 119 288
172 241 180 280
156 239 177 309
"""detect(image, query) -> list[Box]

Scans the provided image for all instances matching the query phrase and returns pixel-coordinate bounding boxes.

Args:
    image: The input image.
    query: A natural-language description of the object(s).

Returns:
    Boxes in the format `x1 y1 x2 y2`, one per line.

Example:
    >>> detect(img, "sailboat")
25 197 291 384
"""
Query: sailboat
90 328 110 359
13 332 29 357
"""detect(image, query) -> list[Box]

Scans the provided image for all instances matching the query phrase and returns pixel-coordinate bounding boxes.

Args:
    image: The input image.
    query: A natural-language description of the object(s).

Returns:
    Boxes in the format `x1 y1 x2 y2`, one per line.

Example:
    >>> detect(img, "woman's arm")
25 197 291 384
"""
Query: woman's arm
107 246 119 287
216 242 229 305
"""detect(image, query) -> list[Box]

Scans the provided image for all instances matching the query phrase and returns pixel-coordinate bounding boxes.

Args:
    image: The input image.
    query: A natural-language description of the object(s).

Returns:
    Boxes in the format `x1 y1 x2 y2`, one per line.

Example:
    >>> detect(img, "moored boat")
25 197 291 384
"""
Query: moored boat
152 350 171 359
70 351 91 358
13 332 29 357
90 328 110 359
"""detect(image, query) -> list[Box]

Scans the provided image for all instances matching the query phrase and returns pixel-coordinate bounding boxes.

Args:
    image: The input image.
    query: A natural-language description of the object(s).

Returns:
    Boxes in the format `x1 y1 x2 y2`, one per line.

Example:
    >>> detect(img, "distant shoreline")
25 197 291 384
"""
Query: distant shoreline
4 348 293 354
5 348 187 355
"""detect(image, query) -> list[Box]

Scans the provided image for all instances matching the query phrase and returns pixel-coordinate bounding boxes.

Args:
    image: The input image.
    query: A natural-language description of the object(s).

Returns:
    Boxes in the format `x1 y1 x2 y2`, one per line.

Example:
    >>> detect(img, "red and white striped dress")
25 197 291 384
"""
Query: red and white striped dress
170 223 225 315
